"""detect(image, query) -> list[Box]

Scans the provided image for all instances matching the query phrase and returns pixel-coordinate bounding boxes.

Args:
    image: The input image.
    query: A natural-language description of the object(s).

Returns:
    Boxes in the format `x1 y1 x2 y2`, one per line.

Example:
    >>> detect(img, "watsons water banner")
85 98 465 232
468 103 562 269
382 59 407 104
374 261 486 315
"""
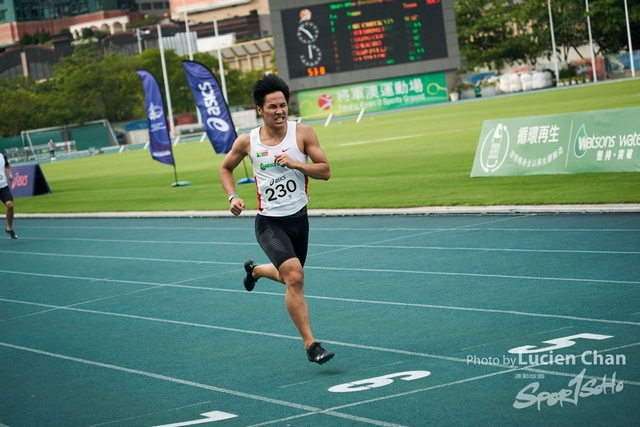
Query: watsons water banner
182 60 236 154
137 70 175 166
471 106 640 177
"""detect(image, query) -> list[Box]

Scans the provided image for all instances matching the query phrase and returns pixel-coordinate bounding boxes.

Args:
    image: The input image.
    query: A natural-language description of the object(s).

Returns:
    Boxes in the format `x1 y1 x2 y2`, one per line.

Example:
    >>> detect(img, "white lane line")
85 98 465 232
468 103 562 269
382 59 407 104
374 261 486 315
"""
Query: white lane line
16 225 640 232
337 133 426 147
3 340 637 427
310 215 531 257
8 237 256 246
0 269 163 286
85 401 212 427
5 241 638 263
0 268 234 324
1 270 639 326
3 297 640 358
0 342 316 410
0 285 164 324
0 250 241 265
16 226 640 233
336 128 478 147
340 245 640 255
4 215 528 256
5 260 638 287
246 359 640 427
531 326 575 336
304 293 640 326
0 342 405 427
307 266 640 285
461 327 575 351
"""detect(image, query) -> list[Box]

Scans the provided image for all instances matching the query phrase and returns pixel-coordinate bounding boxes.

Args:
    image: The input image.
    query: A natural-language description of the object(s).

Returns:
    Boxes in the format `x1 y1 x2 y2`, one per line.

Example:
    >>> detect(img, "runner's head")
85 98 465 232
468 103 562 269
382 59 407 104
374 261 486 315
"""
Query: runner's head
253 73 290 108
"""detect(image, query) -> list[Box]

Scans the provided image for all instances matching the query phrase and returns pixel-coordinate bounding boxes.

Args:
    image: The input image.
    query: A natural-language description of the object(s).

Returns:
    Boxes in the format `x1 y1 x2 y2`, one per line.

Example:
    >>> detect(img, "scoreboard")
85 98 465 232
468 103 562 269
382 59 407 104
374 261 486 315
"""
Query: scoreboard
282 0 447 78
270 0 460 92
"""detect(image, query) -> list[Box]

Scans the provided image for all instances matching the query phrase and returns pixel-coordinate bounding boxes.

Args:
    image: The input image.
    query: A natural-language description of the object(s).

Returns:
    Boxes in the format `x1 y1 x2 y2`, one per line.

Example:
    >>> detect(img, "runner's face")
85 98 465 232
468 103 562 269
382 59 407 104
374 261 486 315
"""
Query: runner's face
258 92 288 129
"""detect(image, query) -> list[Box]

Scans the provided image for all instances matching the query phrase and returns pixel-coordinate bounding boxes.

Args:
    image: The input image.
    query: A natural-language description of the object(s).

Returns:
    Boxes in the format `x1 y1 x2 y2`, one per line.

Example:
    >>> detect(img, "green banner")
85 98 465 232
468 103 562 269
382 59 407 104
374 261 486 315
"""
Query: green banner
471 107 640 177
297 72 447 118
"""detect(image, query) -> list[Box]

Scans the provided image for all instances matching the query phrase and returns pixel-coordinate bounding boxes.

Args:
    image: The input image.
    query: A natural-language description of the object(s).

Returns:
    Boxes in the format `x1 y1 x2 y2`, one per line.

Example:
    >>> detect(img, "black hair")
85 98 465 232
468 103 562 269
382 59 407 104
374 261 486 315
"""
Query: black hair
252 73 290 107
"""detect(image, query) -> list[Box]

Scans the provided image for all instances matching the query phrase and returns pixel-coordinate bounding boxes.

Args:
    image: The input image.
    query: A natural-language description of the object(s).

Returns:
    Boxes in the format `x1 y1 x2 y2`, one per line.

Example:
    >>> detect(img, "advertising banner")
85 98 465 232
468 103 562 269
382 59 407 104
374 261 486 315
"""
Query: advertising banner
137 70 175 166
182 61 236 154
9 164 51 198
471 107 640 177
297 72 448 118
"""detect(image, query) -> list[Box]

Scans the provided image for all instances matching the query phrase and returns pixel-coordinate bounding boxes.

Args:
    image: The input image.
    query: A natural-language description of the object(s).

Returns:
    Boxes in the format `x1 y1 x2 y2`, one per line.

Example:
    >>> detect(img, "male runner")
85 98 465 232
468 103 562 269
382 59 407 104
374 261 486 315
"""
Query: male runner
0 153 17 239
219 73 334 365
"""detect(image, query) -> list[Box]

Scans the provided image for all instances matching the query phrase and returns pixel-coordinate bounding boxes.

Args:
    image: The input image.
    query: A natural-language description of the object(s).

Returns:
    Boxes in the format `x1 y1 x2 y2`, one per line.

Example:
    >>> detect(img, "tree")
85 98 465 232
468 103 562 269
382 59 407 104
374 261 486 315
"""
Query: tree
589 0 640 56
454 0 546 69
0 44 270 138
53 44 141 123
455 0 640 70
0 77 45 136
19 29 52 47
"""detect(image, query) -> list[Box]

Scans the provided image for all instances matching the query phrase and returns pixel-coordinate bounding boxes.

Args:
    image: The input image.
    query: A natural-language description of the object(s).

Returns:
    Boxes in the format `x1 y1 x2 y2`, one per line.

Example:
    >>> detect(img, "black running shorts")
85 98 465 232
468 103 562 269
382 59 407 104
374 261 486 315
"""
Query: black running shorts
255 207 309 270
0 186 13 204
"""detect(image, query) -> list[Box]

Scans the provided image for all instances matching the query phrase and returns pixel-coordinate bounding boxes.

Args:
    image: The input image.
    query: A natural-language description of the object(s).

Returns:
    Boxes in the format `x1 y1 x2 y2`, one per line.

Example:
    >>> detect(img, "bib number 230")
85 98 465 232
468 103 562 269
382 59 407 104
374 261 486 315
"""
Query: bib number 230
265 179 297 201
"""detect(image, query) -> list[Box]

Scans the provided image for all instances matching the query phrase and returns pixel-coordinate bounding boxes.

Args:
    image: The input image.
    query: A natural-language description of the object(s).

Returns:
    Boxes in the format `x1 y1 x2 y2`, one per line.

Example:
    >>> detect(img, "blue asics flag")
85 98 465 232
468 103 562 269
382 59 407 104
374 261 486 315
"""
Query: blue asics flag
182 60 236 154
137 70 175 166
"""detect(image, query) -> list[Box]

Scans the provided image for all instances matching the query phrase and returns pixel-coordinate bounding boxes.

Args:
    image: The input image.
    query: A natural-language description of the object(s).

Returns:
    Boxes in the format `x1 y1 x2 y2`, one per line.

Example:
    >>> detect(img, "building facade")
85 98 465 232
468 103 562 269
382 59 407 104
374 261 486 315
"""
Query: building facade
0 0 174 46
1 0 275 80
170 0 269 25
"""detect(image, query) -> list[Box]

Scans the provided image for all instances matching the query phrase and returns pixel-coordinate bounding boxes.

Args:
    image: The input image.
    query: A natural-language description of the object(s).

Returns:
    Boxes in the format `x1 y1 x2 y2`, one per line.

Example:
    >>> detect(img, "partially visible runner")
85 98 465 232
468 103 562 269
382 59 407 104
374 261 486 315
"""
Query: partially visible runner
219 73 334 365
0 153 17 239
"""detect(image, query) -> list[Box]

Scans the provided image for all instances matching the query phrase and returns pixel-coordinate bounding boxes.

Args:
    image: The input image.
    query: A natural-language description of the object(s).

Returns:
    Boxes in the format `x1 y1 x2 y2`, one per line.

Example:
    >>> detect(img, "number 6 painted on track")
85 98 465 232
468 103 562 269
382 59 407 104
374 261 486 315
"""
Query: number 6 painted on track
328 370 431 393
507 333 613 354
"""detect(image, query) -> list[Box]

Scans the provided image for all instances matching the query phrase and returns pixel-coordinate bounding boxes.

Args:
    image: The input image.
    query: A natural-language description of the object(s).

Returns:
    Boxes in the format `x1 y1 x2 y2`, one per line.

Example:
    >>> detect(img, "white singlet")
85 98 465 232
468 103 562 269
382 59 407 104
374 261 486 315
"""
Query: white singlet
249 121 309 216
0 153 9 189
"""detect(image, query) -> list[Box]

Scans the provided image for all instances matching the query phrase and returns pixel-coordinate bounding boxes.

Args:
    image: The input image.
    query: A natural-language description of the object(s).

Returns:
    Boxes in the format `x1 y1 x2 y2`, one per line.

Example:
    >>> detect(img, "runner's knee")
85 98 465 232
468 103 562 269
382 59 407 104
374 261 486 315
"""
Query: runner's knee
280 260 304 289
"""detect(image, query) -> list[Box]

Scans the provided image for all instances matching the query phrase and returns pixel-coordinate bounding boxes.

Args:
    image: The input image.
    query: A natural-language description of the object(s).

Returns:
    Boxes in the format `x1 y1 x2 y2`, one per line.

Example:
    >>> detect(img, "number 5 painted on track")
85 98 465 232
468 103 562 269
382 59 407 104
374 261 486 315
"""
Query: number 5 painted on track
328 370 431 393
507 333 613 354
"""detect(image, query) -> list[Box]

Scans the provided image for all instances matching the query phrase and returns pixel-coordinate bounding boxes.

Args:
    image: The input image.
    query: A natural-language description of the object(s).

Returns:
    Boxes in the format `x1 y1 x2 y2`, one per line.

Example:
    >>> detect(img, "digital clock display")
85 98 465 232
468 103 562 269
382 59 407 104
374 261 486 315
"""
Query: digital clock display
281 0 448 79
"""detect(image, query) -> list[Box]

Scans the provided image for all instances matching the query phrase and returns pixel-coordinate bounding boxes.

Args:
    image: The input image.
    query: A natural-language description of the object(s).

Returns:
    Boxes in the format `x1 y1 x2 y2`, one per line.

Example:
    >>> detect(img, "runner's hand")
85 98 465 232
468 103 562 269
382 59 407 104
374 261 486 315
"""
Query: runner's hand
274 154 298 169
230 197 245 216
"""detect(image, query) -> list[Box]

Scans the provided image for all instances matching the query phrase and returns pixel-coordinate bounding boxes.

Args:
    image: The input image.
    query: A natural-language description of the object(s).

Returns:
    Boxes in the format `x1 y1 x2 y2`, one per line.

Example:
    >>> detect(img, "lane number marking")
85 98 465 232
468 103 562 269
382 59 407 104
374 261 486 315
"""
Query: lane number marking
328 370 431 393
152 411 237 427
508 333 613 354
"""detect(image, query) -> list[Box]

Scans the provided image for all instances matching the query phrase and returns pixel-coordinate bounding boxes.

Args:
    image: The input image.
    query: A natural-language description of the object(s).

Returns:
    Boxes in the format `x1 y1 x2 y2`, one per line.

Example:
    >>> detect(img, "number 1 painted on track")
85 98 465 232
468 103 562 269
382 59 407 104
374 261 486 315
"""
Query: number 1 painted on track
152 411 237 427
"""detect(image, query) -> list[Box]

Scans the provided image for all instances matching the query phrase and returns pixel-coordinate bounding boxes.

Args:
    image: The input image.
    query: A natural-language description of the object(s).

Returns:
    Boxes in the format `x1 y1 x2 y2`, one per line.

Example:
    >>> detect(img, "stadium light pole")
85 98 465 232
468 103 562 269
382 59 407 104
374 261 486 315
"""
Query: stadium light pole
182 0 194 61
136 28 150 54
182 0 202 126
623 0 635 77
547 0 559 82
214 19 229 103
136 28 142 54
157 24 175 139
585 0 597 82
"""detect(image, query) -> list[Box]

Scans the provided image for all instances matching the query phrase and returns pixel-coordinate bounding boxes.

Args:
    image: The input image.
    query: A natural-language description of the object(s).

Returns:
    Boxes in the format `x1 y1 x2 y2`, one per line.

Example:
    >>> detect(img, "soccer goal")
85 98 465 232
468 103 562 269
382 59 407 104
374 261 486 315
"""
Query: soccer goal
20 119 120 160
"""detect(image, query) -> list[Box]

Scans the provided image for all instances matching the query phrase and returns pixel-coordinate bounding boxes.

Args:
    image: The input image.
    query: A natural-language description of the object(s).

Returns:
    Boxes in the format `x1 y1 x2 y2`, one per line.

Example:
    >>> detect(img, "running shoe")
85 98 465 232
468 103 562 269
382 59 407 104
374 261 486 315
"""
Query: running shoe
307 342 334 365
5 229 17 239
243 259 258 291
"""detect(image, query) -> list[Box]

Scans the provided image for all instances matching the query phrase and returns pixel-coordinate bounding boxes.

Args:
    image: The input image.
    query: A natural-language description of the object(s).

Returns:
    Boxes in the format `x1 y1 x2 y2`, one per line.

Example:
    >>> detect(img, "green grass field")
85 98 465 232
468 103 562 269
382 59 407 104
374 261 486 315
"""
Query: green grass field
16 79 640 213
